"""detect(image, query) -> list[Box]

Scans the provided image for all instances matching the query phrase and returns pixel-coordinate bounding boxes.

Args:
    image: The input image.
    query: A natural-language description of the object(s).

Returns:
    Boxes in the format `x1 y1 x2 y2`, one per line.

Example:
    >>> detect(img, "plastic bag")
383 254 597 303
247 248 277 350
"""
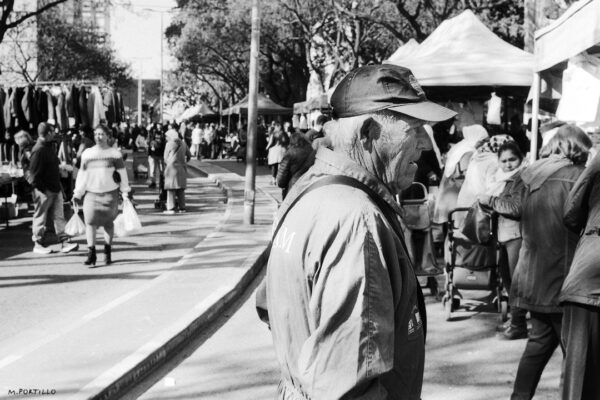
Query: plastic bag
65 210 86 237
122 197 142 232
113 214 128 238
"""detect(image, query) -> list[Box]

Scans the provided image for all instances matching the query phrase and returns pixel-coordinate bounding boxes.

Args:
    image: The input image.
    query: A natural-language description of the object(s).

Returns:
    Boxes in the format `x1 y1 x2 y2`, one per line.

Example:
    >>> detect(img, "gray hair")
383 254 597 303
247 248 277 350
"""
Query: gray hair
324 110 412 153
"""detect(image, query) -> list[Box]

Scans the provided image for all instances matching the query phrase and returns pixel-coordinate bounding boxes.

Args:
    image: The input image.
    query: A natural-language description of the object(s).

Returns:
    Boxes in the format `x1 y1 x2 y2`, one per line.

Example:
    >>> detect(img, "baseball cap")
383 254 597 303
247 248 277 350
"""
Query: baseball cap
330 64 456 122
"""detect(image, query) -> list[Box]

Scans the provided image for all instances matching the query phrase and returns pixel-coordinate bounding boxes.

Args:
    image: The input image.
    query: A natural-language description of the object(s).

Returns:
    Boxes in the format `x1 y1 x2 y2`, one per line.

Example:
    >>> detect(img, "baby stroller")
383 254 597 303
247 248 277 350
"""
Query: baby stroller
441 207 508 322
399 182 443 297
132 150 149 179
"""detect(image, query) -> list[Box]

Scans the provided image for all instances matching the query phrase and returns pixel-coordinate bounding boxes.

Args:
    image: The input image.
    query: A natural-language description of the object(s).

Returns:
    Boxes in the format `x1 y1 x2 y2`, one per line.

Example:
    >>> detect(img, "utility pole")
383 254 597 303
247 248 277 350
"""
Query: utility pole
243 0 260 225
160 11 164 124
137 63 143 126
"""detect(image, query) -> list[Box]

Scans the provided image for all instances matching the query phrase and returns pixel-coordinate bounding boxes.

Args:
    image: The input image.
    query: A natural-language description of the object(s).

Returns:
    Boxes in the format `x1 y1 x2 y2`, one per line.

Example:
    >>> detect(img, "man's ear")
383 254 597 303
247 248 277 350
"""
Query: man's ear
360 117 378 151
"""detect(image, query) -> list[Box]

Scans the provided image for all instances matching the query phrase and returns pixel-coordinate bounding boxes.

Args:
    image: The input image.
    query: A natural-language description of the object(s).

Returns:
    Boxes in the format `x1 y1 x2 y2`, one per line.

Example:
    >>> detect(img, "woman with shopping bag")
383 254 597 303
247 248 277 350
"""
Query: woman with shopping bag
73 125 131 266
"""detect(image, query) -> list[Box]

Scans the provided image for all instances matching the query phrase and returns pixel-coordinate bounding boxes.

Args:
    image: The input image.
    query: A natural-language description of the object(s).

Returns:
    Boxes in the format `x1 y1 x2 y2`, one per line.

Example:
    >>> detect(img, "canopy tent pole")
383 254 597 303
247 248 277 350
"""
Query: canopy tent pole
530 72 541 164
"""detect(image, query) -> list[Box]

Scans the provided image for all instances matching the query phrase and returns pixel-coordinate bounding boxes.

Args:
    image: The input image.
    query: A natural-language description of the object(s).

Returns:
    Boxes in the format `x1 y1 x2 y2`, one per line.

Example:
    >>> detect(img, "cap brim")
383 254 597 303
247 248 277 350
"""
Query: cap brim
388 101 456 122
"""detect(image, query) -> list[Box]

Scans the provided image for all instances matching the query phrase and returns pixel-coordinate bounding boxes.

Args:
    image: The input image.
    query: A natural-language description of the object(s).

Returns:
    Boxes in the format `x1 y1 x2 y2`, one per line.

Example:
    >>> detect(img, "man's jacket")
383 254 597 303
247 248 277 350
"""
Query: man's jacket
266 148 425 400
28 141 61 193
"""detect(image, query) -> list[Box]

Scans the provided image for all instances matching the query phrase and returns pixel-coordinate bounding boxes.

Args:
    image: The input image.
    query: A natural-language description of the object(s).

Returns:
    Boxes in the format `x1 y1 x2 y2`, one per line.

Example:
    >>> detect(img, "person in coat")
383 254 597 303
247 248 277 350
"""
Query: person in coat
276 132 314 199
561 150 600 400
265 64 456 400
479 124 592 400
163 129 191 214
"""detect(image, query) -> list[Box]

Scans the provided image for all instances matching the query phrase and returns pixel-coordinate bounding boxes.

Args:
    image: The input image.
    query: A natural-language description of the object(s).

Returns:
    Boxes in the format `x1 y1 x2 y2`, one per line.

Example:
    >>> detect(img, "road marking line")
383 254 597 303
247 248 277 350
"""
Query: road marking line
0 171 239 371
71 285 234 399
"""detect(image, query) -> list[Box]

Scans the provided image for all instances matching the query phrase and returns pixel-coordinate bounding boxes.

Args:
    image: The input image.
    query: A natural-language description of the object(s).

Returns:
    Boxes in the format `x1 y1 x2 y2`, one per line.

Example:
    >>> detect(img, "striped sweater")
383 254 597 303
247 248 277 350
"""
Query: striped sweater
74 146 130 198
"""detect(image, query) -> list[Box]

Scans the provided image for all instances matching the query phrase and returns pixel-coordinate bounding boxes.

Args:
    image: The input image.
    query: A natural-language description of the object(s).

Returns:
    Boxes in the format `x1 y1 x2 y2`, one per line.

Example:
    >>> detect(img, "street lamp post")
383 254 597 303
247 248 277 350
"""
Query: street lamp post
243 0 260 225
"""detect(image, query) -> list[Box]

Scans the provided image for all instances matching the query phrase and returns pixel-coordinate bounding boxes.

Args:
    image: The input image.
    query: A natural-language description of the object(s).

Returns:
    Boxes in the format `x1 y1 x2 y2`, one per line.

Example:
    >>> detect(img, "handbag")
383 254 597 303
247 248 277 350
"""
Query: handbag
461 201 493 244
400 182 431 230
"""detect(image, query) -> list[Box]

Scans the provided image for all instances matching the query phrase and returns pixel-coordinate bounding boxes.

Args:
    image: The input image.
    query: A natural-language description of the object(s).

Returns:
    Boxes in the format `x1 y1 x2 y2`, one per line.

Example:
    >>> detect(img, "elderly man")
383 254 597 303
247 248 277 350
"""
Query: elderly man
265 64 455 399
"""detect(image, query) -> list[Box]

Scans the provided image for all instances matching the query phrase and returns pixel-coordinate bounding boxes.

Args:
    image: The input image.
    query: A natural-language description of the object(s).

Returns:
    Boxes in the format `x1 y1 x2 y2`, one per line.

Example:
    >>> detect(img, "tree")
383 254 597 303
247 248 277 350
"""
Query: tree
167 0 309 109
0 0 68 45
168 0 526 107
35 10 131 86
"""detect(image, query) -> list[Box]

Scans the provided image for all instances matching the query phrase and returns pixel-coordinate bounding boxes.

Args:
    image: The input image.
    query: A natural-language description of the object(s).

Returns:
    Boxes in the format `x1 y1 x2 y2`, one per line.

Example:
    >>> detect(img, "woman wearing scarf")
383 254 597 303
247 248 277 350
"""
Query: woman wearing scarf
479 124 592 400
479 141 528 340
163 129 191 215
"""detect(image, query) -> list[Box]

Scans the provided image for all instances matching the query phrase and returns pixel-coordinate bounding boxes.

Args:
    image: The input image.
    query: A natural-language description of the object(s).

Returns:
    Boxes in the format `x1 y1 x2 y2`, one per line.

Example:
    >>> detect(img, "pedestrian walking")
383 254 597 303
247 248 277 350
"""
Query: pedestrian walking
191 123 203 160
73 125 131 266
480 124 591 400
264 64 456 400
560 150 600 400
276 132 314 199
163 129 191 214
147 127 165 188
27 123 79 255
266 123 285 185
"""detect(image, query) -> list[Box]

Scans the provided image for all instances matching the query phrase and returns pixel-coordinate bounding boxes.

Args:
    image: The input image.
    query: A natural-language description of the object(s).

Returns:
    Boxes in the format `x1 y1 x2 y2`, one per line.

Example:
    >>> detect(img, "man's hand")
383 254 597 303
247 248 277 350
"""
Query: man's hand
72 197 83 208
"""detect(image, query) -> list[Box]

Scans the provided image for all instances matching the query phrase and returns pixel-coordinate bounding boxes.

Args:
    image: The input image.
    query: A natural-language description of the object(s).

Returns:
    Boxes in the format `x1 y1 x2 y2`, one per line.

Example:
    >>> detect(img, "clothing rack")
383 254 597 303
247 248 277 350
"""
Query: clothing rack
0 80 108 89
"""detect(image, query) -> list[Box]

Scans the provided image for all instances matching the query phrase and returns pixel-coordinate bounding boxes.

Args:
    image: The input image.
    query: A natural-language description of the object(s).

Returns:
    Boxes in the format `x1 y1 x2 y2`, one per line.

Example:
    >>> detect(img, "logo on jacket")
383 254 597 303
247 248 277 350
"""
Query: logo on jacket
408 304 423 337
273 226 296 254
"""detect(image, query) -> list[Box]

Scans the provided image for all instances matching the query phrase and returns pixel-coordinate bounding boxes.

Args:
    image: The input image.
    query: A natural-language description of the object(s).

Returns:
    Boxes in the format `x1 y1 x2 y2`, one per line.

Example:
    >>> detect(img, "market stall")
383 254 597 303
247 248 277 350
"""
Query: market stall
530 0 600 161
222 93 291 116
176 101 217 122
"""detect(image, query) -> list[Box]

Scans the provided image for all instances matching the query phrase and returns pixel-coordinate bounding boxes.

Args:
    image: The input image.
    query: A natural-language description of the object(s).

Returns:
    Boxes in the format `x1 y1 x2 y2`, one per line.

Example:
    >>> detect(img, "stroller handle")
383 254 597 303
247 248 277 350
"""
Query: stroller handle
448 207 472 222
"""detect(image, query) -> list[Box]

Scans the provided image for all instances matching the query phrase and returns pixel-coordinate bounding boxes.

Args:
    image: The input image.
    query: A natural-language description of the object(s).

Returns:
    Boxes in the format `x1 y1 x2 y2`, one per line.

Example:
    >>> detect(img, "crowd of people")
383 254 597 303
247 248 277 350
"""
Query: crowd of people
261 64 599 400
2 63 598 400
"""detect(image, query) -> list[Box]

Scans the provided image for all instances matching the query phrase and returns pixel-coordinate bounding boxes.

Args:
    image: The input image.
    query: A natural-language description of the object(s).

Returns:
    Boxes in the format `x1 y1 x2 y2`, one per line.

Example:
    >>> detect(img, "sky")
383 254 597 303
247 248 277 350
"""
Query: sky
110 0 178 80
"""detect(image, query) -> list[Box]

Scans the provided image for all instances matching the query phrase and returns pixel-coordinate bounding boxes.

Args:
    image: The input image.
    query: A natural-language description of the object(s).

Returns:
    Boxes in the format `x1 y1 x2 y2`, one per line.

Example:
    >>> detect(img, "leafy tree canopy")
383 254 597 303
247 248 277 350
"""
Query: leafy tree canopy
36 10 131 86
168 0 524 108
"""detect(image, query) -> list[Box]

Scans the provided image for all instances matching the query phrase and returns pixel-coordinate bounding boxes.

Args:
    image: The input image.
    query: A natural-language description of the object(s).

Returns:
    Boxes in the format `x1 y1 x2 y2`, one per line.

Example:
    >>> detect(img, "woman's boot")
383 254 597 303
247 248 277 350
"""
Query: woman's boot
84 246 96 266
104 244 112 265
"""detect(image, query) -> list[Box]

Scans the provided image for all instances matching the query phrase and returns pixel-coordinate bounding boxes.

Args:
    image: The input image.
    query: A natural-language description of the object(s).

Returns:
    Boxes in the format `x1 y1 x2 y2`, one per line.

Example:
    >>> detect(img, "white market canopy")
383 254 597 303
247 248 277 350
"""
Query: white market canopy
222 93 292 116
177 101 216 122
386 38 420 64
385 10 534 87
535 0 600 72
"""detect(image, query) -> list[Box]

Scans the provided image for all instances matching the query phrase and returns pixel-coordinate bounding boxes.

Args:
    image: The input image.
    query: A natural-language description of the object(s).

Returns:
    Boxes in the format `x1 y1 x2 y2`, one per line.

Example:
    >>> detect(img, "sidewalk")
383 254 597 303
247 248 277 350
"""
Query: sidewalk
0 159 279 399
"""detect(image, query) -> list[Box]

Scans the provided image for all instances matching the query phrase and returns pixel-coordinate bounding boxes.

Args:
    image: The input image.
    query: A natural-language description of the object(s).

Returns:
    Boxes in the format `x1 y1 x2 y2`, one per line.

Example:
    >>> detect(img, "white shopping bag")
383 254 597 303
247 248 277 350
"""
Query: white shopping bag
113 214 128 238
65 208 86 237
122 197 142 232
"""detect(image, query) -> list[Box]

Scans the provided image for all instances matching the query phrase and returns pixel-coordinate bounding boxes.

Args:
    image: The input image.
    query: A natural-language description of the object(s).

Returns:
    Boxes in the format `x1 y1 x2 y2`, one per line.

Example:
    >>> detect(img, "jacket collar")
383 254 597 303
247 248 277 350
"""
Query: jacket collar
278 147 402 219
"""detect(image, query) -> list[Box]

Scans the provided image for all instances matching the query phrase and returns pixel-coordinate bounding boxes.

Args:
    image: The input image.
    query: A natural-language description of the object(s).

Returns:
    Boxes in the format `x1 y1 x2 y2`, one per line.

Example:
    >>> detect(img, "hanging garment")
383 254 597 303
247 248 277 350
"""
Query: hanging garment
21 85 34 129
88 86 105 127
55 91 68 131
13 87 28 129
103 89 116 125
79 86 90 127
4 88 14 131
36 89 48 123
46 90 56 124
115 92 122 123
0 88 6 137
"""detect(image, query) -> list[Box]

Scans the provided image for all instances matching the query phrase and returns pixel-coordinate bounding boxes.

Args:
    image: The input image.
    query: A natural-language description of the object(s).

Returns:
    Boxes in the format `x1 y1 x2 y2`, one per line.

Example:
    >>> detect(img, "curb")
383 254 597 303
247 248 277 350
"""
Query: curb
86 165 274 400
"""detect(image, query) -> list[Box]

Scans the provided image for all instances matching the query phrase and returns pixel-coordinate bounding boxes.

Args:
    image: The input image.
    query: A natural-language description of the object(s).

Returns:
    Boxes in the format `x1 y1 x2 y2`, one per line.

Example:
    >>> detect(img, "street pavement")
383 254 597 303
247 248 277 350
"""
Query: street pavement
0 157 278 399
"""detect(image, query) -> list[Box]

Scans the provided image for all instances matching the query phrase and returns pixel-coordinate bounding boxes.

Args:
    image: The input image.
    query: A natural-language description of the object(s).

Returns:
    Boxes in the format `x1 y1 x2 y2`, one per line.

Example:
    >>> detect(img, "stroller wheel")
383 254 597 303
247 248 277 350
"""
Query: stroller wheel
444 297 453 321
500 299 509 322
452 297 461 310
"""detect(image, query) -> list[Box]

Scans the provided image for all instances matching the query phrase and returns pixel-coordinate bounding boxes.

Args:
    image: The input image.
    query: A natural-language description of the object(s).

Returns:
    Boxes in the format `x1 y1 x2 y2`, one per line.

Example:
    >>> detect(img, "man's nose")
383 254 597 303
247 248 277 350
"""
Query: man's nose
415 126 433 151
